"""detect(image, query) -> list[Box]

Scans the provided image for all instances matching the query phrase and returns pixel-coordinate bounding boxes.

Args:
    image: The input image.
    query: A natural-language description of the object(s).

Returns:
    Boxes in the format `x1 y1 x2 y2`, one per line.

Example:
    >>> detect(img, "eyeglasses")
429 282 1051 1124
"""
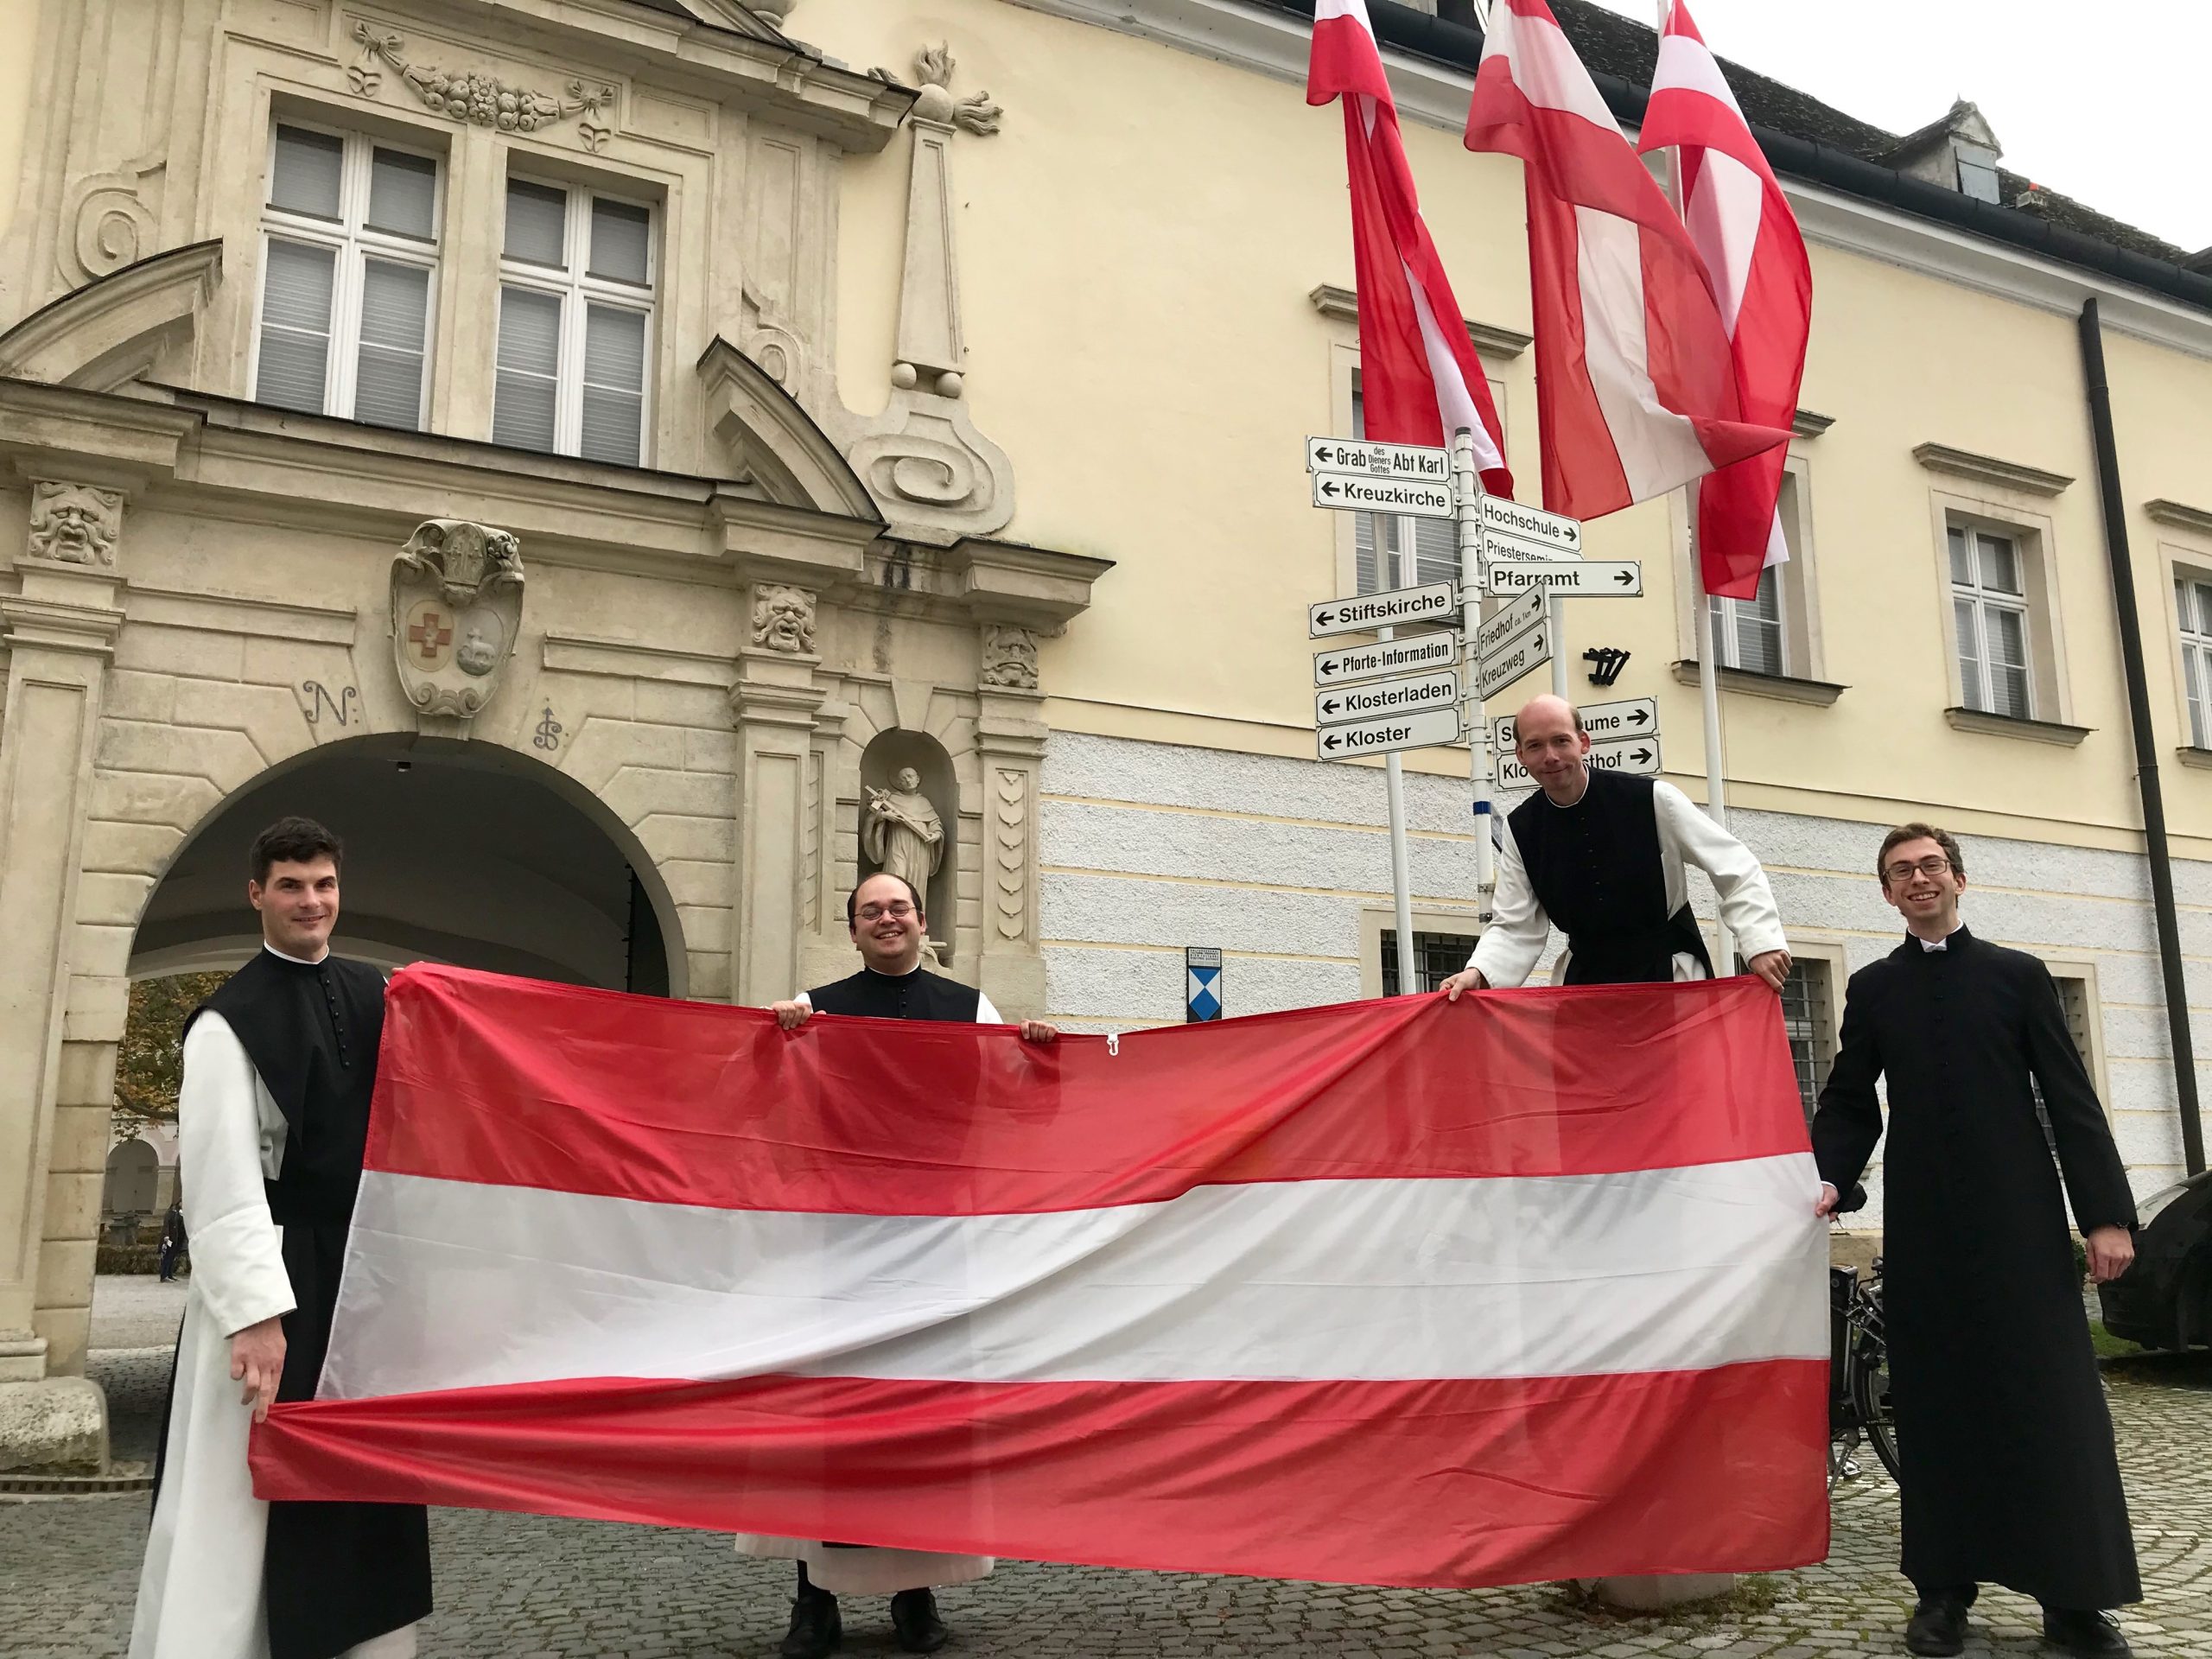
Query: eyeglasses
856 901 917 923
1884 855 1953 884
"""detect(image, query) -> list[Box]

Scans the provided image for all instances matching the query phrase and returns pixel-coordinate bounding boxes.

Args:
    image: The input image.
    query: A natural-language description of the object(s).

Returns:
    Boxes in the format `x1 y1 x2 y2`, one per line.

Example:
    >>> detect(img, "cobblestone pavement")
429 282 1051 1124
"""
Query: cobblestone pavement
3 1342 2203 1659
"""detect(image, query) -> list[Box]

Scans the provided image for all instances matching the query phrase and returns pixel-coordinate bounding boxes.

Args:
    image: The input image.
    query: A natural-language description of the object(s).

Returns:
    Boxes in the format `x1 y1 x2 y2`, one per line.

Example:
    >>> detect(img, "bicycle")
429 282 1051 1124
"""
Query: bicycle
1829 1255 1901 1489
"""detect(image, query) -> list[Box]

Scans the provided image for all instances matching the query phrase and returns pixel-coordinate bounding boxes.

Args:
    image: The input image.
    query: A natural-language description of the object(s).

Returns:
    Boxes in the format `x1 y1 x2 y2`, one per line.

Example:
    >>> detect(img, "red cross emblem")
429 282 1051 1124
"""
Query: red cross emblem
408 608 453 663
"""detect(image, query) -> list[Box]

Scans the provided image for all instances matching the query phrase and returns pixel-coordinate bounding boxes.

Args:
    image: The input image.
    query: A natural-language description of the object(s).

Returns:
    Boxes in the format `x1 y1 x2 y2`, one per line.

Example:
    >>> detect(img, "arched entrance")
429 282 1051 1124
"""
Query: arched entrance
131 734 683 995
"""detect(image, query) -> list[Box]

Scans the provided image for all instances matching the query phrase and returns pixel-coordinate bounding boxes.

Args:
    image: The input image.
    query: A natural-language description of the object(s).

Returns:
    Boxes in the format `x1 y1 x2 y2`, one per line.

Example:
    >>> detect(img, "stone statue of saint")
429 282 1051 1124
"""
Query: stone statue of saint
862 766 944 893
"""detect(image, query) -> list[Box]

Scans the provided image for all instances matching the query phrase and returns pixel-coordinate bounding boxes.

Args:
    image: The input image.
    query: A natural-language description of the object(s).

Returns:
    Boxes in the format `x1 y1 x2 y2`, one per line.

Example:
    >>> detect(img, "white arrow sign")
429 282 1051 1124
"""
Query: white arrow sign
1312 474 1454 519
1497 731 1662 788
1474 624 1552 701
1313 631 1460 687
1316 668 1461 727
1483 528 1583 564
1306 436 1451 483
1480 558 1643 598
1472 585 1546 659
1479 497 1582 555
1316 705 1462 761
1491 696 1659 753
1309 582 1460 639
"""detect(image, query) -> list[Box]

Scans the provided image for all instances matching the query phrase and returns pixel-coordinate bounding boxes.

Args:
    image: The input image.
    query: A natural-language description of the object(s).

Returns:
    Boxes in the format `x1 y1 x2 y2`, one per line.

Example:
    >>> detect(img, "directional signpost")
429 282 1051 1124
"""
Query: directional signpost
1497 733 1662 789
1474 622 1551 702
1315 668 1460 727
1308 582 1459 639
1471 584 1545 662
1316 706 1461 762
1491 696 1658 753
1311 473 1454 518
1306 437 1452 483
1313 631 1459 685
1479 558 1643 599
1480 497 1582 556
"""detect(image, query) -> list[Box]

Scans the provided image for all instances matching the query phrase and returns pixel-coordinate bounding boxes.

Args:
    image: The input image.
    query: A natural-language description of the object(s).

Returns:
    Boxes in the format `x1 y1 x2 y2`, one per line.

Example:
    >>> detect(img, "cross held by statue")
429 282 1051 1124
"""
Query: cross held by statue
409 609 452 662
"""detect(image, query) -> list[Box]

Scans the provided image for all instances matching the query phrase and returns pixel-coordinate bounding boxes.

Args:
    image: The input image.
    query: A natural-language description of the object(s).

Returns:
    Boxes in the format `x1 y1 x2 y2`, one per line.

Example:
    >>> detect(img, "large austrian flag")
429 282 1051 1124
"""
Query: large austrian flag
254 966 1830 1589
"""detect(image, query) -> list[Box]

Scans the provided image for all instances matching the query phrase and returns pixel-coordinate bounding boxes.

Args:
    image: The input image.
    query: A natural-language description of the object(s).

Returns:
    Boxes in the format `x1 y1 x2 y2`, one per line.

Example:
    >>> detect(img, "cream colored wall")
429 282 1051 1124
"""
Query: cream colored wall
804 0 2212 864
0 0 39 241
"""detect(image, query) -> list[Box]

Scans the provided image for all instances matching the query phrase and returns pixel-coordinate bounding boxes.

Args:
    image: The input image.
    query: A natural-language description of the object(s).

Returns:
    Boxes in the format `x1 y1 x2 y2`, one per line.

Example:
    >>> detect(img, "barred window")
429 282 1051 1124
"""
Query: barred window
1381 930 1480 996
1779 957 1835 1123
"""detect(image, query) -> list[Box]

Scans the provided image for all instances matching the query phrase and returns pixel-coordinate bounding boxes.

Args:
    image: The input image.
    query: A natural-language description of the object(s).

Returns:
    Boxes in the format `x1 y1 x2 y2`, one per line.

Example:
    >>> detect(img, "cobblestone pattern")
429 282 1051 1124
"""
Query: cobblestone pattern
3 1351 2203 1658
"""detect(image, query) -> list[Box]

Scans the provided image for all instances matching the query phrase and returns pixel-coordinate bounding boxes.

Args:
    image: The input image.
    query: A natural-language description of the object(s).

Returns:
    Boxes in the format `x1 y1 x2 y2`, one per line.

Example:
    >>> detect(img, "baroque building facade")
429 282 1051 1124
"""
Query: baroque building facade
1 0 2209 1470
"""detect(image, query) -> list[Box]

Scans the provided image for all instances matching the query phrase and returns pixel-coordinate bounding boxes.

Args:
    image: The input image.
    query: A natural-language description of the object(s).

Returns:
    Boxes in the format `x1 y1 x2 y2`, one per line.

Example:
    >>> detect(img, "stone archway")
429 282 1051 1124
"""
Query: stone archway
130 733 684 994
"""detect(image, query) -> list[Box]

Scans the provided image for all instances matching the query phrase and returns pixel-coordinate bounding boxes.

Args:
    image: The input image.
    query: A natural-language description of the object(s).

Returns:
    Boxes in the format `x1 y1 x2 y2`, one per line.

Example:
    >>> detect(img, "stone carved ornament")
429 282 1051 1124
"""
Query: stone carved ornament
26 481 124 565
352 22 616 149
390 519 525 720
980 625 1039 690
750 584 817 655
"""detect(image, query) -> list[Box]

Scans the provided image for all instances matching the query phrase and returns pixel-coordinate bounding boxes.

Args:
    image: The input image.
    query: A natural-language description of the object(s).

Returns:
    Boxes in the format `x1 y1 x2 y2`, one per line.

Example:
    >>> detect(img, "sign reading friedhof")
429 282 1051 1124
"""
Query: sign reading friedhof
1315 668 1460 727
1306 436 1452 484
1491 696 1658 753
1479 497 1583 555
1480 558 1643 599
1311 474 1455 519
1472 585 1546 661
1316 705 1462 761
1474 623 1551 702
1313 631 1459 686
1308 582 1460 639
1497 732 1662 789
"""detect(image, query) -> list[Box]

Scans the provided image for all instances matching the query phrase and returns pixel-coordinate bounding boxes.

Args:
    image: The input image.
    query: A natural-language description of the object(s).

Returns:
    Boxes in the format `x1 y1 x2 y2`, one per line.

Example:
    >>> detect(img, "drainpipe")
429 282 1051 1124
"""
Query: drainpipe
2078 298 2206 1176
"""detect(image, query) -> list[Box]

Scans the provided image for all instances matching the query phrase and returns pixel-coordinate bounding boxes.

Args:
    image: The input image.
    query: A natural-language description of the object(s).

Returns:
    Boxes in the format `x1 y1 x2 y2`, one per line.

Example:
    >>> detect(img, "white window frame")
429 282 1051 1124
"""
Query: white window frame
249 119 442 429
2173 566 2212 750
1923 488 2073 729
494 173 658 465
1680 454 1827 686
1358 905 1486 999
1948 520 2035 719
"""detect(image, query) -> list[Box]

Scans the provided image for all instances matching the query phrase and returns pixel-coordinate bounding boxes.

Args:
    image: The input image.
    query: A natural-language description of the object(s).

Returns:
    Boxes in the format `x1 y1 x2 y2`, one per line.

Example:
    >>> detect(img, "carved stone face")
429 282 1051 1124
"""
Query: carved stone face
753 586 816 654
29 482 122 565
893 766 921 792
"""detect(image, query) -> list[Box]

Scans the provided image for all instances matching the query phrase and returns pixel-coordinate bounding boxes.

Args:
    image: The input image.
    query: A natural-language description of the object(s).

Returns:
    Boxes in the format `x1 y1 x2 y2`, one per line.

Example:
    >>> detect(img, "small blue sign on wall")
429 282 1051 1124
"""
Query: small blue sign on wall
1186 946 1223 1022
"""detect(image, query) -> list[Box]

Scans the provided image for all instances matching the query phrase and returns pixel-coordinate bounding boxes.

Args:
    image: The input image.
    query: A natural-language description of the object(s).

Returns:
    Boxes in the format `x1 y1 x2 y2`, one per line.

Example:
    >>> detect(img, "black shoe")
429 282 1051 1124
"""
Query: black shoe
1905 1597 1970 1656
2044 1610 2132 1657
779 1591 841 1659
890 1587 949 1654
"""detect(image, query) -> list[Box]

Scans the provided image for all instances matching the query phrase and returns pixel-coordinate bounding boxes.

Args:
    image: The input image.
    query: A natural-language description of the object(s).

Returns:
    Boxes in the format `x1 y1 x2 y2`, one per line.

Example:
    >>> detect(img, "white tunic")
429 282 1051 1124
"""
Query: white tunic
130 1001 417 1659
734 977 1002 1595
1470 779 1789 988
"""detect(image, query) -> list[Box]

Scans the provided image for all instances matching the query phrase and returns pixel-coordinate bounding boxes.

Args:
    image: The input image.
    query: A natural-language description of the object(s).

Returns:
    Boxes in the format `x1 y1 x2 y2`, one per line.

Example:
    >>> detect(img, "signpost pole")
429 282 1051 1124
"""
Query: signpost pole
1380 512 1419 993
1548 595 1568 699
1452 428 1493 909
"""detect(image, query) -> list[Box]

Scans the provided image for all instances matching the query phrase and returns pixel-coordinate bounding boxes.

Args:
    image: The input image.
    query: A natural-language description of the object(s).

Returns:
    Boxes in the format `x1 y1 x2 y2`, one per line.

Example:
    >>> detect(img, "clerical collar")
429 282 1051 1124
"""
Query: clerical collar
1913 923 1965 953
1540 770 1592 810
263 941 330 967
859 961 923 979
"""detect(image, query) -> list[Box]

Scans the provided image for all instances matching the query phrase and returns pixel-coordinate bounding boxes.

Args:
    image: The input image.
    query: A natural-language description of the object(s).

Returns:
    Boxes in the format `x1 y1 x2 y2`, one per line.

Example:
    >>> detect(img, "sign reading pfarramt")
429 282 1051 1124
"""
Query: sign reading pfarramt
253 965 1829 1590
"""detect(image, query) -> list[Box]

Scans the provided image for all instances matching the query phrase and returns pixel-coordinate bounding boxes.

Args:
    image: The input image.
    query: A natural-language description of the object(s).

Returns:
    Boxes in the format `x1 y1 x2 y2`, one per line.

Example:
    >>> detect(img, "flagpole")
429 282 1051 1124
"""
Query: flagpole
1452 427 1494 910
1646 0 1736 976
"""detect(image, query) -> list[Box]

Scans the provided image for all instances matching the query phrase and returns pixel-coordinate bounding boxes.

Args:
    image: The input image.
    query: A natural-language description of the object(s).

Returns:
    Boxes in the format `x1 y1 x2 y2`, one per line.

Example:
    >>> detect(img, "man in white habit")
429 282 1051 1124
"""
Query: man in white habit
130 817 429 1659
747 870 1057 1659
1441 695 1790 996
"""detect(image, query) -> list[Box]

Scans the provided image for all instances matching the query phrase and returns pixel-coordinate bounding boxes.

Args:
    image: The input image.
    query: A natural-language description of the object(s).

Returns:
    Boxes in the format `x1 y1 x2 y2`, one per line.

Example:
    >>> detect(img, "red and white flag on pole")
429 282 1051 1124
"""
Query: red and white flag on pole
254 966 1829 1588
1309 0 1513 494
1463 0 1789 524
1639 0 1814 601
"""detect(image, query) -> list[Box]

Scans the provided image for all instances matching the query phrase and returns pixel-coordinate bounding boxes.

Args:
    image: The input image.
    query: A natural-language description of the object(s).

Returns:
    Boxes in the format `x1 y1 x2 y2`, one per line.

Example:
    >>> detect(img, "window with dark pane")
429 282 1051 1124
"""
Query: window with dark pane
1778 958 1834 1124
1381 931 1481 995
2177 575 2212 749
1948 522 2033 718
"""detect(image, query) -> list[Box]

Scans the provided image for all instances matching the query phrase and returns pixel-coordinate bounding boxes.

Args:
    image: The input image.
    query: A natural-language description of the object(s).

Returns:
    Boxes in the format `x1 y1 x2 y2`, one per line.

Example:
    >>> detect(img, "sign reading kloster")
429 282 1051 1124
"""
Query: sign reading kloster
1313 631 1459 686
1472 585 1546 660
1308 582 1460 639
1306 436 1451 483
1316 705 1462 761
1497 732 1662 788
1480 558 1643 599
1311 474 1455 519
1315 668 1460 727
1474 624 1551 702
1491 696 1658 752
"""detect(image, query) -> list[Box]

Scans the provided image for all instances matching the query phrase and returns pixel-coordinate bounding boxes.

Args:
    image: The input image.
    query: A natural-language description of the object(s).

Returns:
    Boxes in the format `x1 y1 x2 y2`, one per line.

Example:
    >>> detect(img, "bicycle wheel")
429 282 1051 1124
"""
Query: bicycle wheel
1849 1327 1901 1484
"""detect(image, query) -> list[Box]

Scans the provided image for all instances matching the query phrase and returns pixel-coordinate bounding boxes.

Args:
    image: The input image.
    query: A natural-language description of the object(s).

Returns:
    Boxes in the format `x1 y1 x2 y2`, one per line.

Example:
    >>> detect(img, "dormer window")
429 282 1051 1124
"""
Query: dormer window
1954 143 2001 205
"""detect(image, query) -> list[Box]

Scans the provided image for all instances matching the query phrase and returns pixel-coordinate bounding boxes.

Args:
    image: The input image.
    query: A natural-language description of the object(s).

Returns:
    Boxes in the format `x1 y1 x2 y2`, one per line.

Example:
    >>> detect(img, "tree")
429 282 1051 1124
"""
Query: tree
112 973 228 1133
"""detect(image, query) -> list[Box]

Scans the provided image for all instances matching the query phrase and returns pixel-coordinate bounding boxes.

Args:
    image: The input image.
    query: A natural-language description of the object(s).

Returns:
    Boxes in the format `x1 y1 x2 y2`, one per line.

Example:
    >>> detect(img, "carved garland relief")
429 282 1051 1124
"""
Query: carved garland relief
350 22 617 151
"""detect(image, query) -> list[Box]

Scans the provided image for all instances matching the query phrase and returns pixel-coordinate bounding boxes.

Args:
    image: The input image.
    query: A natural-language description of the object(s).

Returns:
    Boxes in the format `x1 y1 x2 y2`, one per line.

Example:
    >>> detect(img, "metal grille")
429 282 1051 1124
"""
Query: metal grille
1779 958 1834 1123
1382 931 1479 996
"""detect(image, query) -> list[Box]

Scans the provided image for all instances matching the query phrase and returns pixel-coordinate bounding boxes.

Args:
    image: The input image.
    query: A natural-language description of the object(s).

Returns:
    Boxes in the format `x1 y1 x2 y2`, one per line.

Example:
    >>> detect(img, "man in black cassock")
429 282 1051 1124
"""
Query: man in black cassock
1440 694 1790 995
742 870 1058 1659
1814 822 2139 1658
130 816 430 1659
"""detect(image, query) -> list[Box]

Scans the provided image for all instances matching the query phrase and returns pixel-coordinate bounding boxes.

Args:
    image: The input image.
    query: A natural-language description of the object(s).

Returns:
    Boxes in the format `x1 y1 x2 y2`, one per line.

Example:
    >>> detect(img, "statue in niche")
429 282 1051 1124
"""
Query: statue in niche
862 766 944 895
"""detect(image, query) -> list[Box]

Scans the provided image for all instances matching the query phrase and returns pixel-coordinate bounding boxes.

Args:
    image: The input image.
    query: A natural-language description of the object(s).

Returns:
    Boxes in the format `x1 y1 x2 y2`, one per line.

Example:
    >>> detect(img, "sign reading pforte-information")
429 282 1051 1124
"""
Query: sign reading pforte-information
1313 631 1459 686
1315 669 1460 727
1316 706 1461 761
1308 582 1460 639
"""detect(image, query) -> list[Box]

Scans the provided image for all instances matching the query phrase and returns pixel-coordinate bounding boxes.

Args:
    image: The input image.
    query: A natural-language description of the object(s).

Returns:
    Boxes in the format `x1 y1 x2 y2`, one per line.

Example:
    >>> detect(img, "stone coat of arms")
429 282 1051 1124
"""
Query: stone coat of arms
390 519 525 719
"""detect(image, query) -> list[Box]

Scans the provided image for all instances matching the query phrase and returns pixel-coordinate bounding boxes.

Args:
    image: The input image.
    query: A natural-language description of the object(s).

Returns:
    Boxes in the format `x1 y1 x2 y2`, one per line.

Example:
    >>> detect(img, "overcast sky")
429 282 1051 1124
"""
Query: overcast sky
1578 0 2211 253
